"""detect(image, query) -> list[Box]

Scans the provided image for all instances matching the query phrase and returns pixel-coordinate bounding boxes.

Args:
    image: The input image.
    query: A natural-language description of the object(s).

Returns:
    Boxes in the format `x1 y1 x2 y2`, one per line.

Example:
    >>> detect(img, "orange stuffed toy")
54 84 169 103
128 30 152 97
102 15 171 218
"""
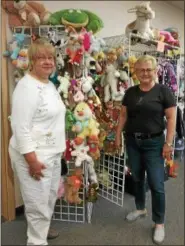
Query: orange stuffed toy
64 168 83 204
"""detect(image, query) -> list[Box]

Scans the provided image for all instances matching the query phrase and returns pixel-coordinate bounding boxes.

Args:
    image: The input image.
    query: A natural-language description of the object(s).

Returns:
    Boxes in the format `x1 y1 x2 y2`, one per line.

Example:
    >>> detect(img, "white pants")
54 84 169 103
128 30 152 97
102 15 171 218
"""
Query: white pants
9 146 61 245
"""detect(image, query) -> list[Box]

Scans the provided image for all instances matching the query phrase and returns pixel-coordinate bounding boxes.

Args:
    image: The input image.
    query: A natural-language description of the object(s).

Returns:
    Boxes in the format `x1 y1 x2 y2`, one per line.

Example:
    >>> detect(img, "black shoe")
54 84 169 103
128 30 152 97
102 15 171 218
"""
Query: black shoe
47 228 59 240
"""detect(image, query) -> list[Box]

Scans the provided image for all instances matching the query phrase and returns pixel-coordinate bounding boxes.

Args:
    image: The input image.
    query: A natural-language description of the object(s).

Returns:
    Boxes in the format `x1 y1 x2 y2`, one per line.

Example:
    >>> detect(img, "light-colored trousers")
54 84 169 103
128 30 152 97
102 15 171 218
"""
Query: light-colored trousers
9 145 61 245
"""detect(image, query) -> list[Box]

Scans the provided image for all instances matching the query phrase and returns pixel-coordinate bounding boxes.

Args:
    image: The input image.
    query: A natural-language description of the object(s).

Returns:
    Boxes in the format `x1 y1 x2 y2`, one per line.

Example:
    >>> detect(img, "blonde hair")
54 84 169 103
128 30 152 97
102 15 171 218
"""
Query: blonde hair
134 55 157 69
28 38 56 70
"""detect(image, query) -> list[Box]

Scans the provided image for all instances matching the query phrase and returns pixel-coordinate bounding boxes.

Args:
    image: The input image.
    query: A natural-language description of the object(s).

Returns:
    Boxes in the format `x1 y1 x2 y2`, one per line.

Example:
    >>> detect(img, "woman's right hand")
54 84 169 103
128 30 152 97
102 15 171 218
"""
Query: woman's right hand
28 161 46 181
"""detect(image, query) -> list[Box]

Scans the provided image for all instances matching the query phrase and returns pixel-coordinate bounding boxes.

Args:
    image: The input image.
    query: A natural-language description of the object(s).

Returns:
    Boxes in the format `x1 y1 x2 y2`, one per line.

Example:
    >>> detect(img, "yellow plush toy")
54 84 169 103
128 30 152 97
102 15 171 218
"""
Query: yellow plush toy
72 102 100 144
128 56 140 85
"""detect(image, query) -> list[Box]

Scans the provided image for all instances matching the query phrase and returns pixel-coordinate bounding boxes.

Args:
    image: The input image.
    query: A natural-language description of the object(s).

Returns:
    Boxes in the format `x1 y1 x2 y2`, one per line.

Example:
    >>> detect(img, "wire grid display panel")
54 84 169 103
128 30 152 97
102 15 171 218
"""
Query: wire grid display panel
96 151 126 207
53 160 86 223
53 130 86 223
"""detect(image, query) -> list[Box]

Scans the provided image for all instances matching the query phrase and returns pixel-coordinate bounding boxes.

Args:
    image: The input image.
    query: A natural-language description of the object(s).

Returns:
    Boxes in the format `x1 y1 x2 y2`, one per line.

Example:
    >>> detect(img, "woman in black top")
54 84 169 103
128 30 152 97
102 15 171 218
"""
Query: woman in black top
116 55 176 244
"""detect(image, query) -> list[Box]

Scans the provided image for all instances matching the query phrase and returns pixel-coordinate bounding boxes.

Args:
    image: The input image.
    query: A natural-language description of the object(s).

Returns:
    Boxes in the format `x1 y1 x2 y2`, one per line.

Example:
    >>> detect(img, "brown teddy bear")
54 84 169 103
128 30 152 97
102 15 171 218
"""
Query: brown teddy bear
64 168 83 204
2 0 51 27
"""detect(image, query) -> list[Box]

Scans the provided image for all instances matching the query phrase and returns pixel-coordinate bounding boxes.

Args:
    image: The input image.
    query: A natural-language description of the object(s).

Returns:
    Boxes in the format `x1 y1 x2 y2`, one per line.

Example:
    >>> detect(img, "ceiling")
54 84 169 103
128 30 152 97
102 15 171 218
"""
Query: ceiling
168 1 184 10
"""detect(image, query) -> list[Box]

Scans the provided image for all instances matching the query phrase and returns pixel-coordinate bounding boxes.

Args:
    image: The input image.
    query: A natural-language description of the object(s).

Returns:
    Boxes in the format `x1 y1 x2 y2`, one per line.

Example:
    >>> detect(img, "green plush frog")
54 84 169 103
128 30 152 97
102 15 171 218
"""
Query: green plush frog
49 9 104 34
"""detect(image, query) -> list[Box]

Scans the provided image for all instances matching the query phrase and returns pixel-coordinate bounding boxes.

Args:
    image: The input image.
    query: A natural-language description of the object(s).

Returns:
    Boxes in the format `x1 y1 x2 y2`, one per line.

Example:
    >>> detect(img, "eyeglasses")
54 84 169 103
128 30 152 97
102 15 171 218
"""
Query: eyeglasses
136 68 155 74
36 56 54 62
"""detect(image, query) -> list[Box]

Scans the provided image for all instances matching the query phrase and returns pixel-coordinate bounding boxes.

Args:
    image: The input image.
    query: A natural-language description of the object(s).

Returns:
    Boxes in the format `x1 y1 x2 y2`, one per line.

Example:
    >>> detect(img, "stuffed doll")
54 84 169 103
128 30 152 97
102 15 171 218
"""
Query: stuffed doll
64 167 83 204
72 102 100 144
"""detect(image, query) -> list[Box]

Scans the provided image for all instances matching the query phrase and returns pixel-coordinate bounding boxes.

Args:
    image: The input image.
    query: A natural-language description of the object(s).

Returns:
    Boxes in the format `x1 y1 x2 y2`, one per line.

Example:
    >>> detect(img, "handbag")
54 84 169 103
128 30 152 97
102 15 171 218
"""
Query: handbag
61 158 68 176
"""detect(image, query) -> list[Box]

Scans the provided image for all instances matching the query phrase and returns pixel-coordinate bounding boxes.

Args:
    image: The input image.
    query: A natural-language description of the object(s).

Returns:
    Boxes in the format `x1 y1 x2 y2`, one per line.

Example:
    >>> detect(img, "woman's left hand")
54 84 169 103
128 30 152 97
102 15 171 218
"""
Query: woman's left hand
162 143 173 161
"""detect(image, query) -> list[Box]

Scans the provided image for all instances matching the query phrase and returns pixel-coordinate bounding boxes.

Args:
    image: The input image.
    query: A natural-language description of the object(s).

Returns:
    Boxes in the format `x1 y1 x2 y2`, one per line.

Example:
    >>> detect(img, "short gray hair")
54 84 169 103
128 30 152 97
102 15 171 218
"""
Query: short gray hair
134 55 157 69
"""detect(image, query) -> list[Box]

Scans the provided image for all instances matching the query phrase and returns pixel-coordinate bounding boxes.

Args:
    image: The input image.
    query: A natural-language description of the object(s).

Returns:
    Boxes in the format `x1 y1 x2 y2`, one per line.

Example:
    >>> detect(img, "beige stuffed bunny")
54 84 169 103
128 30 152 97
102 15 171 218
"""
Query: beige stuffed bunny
13 0 51 26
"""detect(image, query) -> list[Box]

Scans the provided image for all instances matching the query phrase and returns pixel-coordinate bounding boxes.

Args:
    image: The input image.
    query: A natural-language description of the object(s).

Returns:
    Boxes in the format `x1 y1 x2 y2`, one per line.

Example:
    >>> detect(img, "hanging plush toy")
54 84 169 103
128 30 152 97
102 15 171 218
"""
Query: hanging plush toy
71 139 90 167
57 72 70 105
65 109 76 131
64 167 83 204
100 64 125 102
72 102 100 145
12 48 29 71
4 33 25 61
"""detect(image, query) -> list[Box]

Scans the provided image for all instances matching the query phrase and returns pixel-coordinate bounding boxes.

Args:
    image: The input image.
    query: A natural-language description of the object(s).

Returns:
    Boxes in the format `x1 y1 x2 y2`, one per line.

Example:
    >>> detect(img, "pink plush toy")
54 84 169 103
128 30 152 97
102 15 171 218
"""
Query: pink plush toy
160 30 179 46
57 177 65 199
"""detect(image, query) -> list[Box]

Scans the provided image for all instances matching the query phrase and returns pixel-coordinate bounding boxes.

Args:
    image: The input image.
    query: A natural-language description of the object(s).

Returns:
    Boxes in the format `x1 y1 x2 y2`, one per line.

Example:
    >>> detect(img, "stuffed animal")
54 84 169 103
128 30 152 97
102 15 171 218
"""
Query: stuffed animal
71 139 90 167
89 35 106 54
86 183 99 202
65 109 76 131
81 76 96 98
49 71 60 86
72 102 100 144
64 139 73 161
106 48 118 65
100 64 125 102
56 51 65 71
13 69 24 83
12 48 29 71
2 0 23 27
64 167 83 204
49 9 104 34
166 160 179 178
66 47 84 65
57 176 65 199
125 1 155 40
72 79 85 103
87 135 100 160
4 33 25 61
12 0 51 26
57 72 70 105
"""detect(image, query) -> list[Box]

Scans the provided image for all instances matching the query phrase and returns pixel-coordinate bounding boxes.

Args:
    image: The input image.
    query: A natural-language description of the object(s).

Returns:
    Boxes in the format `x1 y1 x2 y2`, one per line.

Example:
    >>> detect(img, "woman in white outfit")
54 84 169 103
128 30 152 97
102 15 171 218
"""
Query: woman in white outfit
9 38 66 245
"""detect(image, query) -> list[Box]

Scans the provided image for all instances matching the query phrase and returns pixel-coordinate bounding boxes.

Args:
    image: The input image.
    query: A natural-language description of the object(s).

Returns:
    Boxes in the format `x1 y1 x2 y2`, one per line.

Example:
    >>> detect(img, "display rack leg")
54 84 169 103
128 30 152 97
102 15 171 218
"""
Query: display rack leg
84 162 94 223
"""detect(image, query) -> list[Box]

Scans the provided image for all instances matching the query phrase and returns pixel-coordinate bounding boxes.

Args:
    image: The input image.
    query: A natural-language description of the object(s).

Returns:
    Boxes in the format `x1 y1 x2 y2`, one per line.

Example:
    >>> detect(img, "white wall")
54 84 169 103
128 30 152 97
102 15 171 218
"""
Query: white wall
42 1 184 51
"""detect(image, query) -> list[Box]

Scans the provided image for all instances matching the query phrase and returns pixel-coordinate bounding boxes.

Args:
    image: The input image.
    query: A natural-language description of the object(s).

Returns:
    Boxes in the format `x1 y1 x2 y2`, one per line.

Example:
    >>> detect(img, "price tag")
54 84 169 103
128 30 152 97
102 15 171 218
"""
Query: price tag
157 41 165 52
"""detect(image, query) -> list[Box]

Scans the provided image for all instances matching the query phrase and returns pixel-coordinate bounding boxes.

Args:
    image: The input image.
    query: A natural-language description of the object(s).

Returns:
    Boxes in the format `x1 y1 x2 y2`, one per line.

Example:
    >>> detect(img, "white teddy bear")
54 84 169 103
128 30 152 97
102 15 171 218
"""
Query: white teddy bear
71 140 98 183
57 72 70 105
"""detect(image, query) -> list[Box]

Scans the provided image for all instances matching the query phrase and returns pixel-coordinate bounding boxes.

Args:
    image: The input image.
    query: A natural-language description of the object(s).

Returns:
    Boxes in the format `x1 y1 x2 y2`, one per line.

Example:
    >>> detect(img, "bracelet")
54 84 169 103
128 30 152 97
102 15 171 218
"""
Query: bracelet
164 142 173 147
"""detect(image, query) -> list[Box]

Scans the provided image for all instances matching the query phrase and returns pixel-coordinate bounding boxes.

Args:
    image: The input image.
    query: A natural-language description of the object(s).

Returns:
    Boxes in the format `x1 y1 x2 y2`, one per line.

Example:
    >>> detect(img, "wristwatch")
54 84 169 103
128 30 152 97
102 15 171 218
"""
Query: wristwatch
165 142 173 147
